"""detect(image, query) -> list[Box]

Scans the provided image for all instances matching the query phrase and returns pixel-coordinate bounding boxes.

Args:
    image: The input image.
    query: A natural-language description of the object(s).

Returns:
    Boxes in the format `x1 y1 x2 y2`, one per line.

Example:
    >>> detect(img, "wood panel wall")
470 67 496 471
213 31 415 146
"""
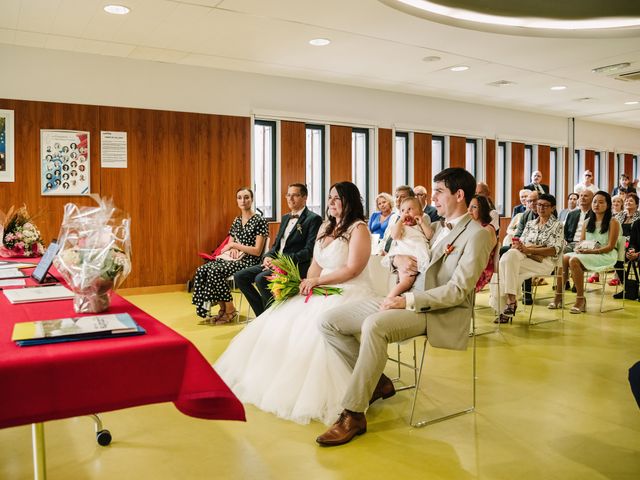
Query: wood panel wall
485 139 496 198
413 132 432 194
511 142 525 212
329 125 352 185
0 98 251 288
449 136 466 168
584 149 595 178
377 128 392 194
608 152 615 193
624 153 634 178
537 145 550 187
280 121 306 210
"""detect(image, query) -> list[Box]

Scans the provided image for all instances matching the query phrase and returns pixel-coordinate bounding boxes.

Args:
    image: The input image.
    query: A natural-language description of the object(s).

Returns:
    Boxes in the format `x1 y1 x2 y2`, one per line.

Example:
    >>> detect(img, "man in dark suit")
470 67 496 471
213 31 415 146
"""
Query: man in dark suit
524 171 550 194
512 189 529 216
234 183 322 317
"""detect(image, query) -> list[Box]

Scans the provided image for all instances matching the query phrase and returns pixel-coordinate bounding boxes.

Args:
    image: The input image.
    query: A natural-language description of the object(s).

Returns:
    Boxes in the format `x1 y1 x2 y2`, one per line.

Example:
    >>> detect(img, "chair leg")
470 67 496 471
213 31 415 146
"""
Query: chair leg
599 270 624 313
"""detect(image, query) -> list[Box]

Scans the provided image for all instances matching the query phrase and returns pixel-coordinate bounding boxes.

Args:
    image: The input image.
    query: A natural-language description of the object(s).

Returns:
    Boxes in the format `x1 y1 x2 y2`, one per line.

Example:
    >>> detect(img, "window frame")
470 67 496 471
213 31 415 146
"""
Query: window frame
497 141 507 216
253 119 277 221
394 131 409 190
351 127 370 212
305 123 326 216
465 138 478 176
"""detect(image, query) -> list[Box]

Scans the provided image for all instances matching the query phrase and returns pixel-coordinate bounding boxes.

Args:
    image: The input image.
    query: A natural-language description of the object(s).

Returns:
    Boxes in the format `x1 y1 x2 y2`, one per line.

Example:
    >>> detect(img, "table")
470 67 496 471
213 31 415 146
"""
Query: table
0 262 245 478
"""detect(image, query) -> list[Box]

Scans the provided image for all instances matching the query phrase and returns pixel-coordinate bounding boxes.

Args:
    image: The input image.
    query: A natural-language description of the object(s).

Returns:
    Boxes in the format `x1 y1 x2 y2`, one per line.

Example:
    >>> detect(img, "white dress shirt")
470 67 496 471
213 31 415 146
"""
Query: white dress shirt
279 208 304 253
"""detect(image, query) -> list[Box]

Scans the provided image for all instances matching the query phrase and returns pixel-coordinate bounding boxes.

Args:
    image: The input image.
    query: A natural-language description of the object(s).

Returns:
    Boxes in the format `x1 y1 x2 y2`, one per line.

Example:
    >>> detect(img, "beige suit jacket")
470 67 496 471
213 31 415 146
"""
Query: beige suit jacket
413 213 494 350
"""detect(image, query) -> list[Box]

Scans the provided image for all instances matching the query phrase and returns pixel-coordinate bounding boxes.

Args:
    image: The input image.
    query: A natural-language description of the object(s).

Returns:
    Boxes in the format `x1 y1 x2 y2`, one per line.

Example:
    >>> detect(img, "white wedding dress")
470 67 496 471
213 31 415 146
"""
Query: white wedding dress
214 224 377 425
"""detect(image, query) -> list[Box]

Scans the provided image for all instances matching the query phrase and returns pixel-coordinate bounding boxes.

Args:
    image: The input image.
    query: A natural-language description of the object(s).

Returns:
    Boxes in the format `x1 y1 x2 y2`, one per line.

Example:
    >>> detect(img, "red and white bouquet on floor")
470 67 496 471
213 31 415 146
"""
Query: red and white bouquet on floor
266 253 342 307
54 196 131 313
0 205 45 257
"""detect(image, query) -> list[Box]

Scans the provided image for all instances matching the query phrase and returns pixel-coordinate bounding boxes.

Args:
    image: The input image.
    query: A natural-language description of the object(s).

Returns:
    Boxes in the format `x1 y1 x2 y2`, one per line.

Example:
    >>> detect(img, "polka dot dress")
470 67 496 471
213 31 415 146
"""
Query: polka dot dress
192 214 269 318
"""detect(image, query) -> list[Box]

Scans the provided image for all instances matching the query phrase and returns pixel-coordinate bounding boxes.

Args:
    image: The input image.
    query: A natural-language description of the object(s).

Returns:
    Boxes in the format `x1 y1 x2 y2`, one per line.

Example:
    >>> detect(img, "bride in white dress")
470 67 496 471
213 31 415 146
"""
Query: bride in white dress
214 182 379 425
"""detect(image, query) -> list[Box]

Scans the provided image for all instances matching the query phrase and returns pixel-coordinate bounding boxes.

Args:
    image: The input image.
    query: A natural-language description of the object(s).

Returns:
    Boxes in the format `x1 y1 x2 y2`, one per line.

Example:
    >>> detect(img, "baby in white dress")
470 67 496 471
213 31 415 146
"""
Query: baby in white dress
383 197 433 299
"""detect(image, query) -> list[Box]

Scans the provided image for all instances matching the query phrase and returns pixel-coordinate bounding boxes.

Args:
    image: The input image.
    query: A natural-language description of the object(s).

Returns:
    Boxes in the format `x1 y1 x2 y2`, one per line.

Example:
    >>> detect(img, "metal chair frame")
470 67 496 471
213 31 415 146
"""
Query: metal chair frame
388 293 476 427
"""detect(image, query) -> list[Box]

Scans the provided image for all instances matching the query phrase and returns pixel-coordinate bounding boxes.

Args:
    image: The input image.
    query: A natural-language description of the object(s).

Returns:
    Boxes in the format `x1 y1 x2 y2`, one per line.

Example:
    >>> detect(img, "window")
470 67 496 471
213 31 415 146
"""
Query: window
432 135 445 178
352 128 369 211
634 155 639 181
465 139 477 176
594 151 602 189
253 120 276 220
497 141 507 216
549 147 558 196
394 132 409 190
574 149 583 183
305 124 325 215
524 144 533 185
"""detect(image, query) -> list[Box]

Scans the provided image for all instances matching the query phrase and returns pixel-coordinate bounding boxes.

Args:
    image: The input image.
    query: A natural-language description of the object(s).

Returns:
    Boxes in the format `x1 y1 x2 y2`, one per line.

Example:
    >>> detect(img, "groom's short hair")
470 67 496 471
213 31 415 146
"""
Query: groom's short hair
433 168 476 206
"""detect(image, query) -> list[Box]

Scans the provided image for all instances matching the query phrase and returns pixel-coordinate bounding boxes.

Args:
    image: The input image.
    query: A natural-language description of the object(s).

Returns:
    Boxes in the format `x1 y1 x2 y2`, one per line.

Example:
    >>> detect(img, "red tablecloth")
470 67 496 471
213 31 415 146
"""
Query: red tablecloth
0 263 245 429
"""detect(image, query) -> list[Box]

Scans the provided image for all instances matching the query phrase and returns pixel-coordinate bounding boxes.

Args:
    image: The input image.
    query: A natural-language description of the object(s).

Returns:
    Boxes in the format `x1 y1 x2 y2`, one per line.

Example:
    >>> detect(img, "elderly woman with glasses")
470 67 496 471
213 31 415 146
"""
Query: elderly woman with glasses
491 193 564 323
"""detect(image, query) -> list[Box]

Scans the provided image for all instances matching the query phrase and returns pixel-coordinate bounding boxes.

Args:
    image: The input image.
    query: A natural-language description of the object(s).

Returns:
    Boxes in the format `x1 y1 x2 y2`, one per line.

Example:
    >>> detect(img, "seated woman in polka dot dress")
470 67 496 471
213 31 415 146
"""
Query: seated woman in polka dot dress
192 187 268 324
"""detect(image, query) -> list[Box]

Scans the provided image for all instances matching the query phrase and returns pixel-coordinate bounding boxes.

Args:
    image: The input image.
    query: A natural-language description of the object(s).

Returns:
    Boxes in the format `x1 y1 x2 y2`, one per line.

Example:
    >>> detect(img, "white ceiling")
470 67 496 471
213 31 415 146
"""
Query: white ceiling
2 0 640 128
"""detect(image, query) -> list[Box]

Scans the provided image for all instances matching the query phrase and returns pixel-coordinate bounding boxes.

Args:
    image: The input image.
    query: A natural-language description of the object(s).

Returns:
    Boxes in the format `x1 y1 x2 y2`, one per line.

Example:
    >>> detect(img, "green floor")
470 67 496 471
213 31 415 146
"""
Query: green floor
1 286 639 479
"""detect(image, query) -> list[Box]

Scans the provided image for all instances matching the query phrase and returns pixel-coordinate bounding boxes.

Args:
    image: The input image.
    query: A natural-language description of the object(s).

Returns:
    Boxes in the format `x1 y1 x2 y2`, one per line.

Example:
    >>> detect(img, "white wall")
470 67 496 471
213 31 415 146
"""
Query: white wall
3 43 639 152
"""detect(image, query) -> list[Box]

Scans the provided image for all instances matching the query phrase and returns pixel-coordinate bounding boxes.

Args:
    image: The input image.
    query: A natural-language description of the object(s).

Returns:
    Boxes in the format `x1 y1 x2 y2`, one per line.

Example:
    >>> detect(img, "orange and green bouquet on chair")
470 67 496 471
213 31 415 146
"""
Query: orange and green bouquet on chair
266 253 342 307
0 205 45 257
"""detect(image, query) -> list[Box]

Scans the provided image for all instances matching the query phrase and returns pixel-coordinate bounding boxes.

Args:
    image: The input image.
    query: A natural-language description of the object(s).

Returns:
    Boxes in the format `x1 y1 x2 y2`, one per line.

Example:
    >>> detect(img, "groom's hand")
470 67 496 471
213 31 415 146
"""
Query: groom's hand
393 255 418 276
381 296 406 310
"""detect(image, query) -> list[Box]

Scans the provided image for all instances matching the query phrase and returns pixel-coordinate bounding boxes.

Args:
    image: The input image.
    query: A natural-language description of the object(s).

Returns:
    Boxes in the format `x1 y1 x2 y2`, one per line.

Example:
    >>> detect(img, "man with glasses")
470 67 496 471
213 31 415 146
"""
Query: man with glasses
574 170 599 195
234 183 322 317
414 185 441 222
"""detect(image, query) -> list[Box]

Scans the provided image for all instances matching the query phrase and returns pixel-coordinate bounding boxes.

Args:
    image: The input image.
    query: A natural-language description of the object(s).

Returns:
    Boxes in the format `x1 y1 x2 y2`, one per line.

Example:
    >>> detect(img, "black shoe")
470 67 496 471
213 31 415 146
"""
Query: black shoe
571 284 577 293
613 291 624 300
523 296 533 306
565 281 571 291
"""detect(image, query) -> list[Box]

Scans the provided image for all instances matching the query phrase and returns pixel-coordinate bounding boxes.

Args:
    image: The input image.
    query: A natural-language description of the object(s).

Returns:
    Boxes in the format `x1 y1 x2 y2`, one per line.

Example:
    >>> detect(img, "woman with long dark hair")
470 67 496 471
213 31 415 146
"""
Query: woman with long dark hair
554 191 620 313
215 181 378 425
468 194 498 292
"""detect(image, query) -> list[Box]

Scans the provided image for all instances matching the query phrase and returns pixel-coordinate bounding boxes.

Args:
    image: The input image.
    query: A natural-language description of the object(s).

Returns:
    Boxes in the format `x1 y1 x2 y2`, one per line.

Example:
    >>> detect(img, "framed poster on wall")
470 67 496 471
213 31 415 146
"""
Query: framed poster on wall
40 130 90 196
0 109 15 182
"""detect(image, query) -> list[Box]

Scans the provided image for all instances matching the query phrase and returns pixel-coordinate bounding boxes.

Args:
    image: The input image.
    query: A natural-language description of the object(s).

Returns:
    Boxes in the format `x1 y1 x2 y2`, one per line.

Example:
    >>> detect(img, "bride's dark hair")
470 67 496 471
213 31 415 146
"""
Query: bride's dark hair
319 181 365 241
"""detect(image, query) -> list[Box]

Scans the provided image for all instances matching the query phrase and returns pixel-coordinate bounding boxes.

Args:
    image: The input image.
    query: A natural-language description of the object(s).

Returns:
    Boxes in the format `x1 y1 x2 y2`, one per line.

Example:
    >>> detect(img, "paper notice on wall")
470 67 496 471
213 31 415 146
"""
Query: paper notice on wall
101 131 127 168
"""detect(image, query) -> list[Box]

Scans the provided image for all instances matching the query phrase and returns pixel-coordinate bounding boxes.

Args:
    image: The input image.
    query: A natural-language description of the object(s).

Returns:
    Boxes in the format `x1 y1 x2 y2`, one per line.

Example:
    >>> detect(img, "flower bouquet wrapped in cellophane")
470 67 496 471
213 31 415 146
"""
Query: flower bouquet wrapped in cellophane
0 205 45 257
54 196 131 313
267 253 342 307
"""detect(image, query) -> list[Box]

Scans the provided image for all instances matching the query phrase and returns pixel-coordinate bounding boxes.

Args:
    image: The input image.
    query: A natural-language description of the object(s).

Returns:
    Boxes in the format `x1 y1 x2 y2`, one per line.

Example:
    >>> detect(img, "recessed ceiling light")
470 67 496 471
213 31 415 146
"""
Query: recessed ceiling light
550 85 567 91
450 65 469 72
309 38 331 46
624 101 639 105
575 97 594 102
487 80 516 87
592 62 631 74
422 55 441 62
104 4 130 15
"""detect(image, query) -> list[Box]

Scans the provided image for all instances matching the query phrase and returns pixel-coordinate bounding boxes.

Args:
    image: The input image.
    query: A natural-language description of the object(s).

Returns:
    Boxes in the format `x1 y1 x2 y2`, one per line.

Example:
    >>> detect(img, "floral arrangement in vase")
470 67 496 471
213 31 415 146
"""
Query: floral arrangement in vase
54 196 131 313
0 205 45 257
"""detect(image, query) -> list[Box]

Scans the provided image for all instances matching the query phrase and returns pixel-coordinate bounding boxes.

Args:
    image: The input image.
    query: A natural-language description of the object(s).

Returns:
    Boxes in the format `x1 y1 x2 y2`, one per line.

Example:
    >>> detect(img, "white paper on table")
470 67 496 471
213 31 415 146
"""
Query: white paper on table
0 279 27 287
0 263 33 270
0 268 26 279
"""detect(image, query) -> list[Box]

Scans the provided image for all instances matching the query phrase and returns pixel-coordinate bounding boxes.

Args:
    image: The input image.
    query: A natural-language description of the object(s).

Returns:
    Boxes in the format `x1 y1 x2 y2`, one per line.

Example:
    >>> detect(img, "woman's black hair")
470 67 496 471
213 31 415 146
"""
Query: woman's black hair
319 181 365 241
471 194 492 225
585 191 612 234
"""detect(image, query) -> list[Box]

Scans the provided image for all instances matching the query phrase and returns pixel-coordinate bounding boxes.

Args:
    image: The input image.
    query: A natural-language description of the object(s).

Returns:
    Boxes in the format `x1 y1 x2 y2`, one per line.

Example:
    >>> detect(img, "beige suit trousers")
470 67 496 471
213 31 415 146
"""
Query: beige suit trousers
318 298 427 413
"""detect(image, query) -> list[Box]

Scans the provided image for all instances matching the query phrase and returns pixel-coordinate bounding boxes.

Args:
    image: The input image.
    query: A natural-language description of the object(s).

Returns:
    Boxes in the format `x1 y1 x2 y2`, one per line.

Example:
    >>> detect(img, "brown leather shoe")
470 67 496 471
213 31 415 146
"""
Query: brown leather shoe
316 410 366 446
369 373 396 405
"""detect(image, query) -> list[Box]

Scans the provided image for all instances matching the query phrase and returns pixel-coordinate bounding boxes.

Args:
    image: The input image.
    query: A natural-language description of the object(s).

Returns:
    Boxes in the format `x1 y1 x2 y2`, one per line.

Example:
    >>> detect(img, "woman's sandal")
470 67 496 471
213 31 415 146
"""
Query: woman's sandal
570 296 586 314
494 314 512 324
215 310 239 325
197 309 225 326
501 302 517 316
548 296 563 309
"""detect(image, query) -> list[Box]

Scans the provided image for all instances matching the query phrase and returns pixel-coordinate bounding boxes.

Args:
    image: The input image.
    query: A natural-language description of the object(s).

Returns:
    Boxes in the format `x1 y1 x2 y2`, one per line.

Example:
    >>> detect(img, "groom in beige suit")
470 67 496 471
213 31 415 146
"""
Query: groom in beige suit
316 167 494 446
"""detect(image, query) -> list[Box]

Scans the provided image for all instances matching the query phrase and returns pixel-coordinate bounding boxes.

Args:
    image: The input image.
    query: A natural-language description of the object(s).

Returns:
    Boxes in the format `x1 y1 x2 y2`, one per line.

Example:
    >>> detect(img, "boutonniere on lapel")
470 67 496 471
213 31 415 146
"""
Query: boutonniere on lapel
296 224 303 235
443 243 455 257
